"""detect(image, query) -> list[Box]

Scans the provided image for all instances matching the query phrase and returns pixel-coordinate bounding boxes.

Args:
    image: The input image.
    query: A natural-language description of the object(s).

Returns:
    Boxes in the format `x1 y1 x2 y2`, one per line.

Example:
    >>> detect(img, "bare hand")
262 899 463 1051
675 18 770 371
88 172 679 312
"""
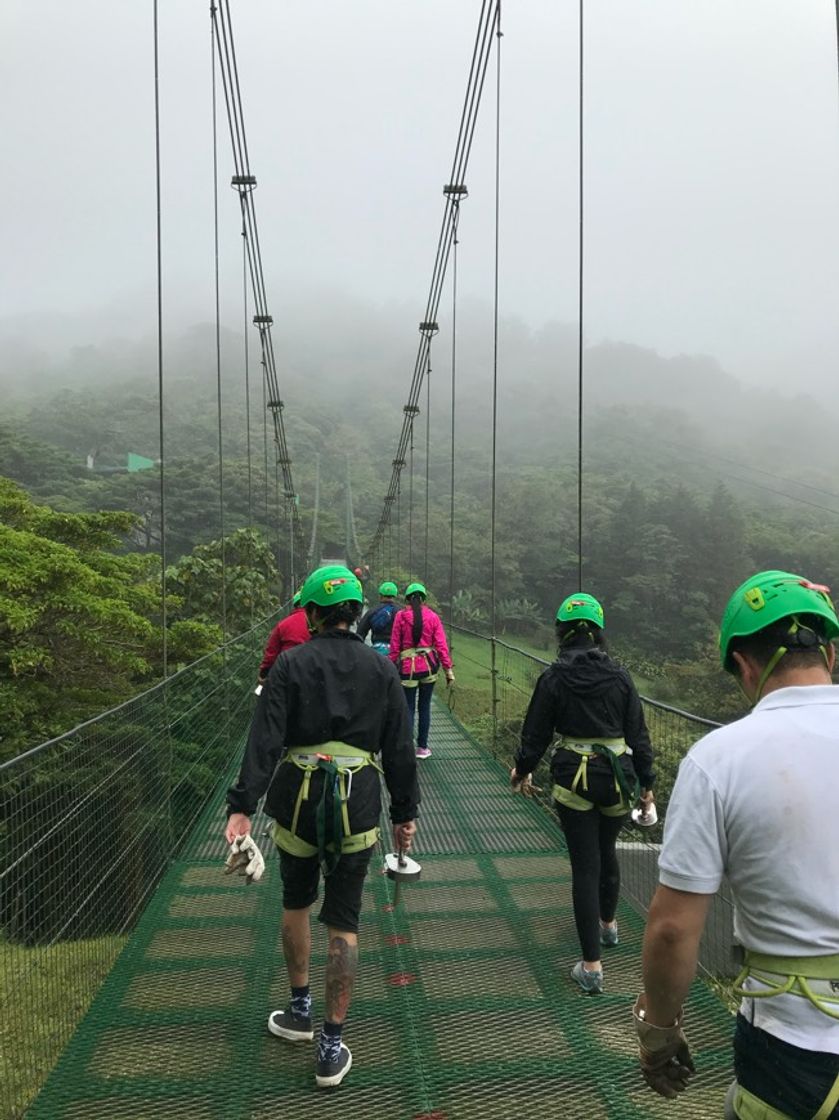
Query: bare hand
225 812 252 845
393 820 416 853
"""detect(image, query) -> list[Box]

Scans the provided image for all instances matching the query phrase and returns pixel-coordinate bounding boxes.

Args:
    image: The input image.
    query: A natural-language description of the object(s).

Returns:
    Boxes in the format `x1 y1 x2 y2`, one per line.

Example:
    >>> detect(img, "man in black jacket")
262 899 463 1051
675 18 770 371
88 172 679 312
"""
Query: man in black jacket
226 564 419 1089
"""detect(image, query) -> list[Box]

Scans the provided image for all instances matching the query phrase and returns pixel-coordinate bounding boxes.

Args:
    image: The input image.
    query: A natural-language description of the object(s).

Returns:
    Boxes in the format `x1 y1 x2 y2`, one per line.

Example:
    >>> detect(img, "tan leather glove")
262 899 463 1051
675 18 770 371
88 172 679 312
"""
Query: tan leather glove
633 995 694 1098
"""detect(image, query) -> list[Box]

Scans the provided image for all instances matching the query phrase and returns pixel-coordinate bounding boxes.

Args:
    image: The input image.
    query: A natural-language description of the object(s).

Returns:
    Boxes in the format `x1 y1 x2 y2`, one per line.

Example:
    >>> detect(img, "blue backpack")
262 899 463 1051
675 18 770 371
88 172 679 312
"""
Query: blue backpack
369 603 396 637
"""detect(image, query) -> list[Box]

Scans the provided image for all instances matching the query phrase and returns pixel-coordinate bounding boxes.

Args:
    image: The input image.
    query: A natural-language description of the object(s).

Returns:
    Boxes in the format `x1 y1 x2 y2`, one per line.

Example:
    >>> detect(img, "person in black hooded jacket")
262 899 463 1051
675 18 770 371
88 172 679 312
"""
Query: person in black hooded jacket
511 593 655 995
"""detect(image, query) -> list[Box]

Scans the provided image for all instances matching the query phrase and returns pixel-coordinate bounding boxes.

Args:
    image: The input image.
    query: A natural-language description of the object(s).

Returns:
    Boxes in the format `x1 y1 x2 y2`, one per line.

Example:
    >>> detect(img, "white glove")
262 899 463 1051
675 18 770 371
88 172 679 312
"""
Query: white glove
224 834 265 884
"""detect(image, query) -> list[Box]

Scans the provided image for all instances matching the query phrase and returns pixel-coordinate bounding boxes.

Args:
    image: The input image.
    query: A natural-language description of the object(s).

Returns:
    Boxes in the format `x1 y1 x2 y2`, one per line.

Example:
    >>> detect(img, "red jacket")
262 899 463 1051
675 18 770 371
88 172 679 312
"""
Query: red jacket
259 608 311 677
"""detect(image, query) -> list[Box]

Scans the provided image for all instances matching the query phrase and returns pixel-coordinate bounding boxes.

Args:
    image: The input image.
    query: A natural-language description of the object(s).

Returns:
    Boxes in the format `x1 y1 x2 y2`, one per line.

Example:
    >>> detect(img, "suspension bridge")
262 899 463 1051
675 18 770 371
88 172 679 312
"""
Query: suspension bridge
3 1 839 1118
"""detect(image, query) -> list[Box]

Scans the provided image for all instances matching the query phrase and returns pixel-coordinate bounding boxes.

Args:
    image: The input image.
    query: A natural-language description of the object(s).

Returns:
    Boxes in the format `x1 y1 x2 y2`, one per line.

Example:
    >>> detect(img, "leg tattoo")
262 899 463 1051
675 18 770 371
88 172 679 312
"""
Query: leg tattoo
325 933 358 1025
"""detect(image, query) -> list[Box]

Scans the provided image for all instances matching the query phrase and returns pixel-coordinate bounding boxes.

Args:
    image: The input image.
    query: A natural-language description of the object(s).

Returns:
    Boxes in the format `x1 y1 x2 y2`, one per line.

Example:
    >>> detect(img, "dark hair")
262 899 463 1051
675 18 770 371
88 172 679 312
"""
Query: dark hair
728 614 831 675
309 600 362 629
556 619 606 651
407 593 424 646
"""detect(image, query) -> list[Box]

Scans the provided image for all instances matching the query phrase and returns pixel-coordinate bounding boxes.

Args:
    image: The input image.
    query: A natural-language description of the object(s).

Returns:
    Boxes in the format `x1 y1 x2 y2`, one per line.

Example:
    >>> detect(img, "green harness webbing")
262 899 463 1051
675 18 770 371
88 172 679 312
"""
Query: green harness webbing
729 951 839 1120
271 742 382 876
552 737 639 816
733 951 839 1022
399 646 438 688
732 1076 839 1120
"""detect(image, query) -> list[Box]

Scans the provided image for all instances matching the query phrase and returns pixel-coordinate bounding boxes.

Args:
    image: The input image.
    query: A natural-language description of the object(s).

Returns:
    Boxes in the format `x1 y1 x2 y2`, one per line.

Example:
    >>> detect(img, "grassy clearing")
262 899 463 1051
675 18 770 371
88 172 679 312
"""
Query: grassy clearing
1 934 125 1119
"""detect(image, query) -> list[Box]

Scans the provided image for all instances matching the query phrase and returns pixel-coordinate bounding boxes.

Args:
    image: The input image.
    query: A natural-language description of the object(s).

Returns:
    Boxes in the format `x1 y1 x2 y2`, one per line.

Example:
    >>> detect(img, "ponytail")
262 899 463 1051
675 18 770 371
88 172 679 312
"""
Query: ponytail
408 593 424 646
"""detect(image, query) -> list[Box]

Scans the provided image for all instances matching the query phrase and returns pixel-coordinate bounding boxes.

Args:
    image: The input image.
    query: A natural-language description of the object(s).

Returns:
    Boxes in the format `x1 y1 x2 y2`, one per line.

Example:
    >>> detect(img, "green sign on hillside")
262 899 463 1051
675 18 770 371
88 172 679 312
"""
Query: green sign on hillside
127 453 155 472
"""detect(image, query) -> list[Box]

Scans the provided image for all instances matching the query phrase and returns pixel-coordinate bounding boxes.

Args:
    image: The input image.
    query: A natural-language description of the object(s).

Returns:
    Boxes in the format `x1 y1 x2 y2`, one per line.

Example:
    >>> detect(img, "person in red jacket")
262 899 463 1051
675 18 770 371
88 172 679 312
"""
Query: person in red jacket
258 593 311 682
389 582 454 758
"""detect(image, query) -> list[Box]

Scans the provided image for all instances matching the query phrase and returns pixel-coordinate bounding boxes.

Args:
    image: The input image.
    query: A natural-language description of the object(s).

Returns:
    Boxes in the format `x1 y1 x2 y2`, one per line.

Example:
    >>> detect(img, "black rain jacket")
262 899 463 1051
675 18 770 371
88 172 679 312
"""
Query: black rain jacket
227 630 419 841
514 647 655 790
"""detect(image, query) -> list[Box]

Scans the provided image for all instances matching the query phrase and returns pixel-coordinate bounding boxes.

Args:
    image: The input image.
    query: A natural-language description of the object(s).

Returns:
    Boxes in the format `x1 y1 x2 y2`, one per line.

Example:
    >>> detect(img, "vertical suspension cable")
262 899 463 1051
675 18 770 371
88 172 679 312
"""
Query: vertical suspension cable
262 359 269 526
211 6 227 644
408 420 415 575
448 202 460 633
153 0 167 678
396 483 402 574
576 0 585 590
242 213 252 533
424 347 431 582
489 1 502 745
274 459 282 577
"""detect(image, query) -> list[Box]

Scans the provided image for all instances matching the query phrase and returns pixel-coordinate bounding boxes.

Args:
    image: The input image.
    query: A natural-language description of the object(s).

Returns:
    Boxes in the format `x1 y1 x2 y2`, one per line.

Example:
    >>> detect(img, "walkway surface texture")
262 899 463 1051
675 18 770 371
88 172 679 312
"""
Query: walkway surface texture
29 704 733 1120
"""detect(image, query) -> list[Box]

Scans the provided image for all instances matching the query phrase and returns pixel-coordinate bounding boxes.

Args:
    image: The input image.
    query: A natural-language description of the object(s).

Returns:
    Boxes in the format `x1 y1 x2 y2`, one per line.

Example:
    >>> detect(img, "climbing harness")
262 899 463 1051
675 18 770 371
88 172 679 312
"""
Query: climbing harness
552 737 639 815
727 1076 839 1120
732 951 839 1022
399 647 440 687
270 742 382 875
725 951 839 1119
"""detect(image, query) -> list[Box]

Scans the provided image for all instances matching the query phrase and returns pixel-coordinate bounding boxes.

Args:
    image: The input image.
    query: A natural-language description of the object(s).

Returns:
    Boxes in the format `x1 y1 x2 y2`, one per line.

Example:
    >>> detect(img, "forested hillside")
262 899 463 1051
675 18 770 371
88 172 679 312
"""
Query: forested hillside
3 306 839 740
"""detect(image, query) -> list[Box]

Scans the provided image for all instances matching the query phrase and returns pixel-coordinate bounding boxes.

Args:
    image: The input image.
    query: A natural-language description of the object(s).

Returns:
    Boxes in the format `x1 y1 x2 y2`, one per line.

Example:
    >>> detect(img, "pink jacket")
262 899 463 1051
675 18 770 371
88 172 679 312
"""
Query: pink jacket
389 605 453 678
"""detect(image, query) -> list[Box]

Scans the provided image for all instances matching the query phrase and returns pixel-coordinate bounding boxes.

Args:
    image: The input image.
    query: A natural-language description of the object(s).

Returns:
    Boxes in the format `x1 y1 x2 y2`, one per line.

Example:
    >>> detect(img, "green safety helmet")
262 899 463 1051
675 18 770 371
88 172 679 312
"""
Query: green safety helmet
300 564 363 609
292 588 303 607
405 582 427 600
719 570 839 672
556 593 604 628
378 581 398 597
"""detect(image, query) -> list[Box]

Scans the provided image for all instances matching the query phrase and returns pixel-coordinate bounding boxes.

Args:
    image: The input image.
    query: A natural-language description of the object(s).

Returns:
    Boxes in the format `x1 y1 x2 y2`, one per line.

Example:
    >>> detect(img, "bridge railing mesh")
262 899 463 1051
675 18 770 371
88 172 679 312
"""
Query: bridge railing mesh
448 624 737 981
0 615 274 1119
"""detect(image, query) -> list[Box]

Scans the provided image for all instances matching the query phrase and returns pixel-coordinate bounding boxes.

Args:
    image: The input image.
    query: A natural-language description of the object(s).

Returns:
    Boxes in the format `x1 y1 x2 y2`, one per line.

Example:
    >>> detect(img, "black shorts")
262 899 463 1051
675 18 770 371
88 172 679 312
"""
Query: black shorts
279 847 374 934
734 1014 839 1119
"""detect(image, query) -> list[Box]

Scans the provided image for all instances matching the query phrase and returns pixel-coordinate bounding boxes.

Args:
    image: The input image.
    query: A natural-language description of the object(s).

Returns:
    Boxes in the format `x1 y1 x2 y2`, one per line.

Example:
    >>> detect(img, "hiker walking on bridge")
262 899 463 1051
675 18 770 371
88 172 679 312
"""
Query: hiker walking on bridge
257 590 310 682
634 571 839 1117
226 564 419 1089
389 582 454 759
358 580 399 654
511 593 655 994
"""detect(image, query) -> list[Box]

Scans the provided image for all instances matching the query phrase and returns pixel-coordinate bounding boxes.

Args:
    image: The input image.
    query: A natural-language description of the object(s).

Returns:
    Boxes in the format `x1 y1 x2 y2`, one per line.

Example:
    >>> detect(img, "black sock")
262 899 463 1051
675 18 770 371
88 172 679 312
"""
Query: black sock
318 1019 342 1062
290 985 311 1018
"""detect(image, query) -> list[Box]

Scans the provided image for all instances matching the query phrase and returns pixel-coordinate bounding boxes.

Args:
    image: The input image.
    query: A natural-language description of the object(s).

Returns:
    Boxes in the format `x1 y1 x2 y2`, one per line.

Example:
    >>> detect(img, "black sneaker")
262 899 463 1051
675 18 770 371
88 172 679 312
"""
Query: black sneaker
315 1042 352 1088
267 1007 314 1041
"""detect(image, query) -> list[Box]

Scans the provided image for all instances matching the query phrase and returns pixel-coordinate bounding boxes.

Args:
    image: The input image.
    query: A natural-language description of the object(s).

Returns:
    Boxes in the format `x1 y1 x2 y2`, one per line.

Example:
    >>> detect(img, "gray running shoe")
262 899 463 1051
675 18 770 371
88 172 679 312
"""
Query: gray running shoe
600 923 619 947
571 961 603 994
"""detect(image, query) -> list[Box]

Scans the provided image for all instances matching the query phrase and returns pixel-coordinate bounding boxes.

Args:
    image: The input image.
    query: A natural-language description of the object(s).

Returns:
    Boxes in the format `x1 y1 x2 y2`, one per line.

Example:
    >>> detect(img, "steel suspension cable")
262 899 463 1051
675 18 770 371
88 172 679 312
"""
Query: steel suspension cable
576 0 585 590
153 0 167 678
211 11 228 644
242 213 252 532
210 1 305 559
424 345 431 582
261 359 269 525
448 200 461 633
489 2 502 744
408 419 415 574
368 1 500 556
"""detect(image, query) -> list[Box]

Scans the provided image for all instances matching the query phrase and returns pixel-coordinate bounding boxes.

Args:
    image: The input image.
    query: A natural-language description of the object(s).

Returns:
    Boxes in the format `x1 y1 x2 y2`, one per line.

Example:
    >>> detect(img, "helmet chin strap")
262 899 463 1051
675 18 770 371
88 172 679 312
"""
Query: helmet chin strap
742 618 828 705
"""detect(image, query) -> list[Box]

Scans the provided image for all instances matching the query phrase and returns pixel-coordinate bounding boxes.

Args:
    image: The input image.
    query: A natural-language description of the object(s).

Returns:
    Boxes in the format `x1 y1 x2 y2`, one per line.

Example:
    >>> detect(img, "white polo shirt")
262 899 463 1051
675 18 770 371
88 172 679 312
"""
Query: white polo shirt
659 684 839 1054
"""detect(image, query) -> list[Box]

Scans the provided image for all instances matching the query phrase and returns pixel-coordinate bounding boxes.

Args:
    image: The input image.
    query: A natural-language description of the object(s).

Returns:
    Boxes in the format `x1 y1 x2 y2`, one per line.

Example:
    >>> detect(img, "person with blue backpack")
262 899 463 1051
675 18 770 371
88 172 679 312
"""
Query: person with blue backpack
358 581 399 654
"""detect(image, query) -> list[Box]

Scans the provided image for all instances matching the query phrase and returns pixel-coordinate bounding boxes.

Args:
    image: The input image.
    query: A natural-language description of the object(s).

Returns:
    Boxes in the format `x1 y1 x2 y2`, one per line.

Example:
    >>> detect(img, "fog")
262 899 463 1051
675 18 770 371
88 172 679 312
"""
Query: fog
1 0 838 398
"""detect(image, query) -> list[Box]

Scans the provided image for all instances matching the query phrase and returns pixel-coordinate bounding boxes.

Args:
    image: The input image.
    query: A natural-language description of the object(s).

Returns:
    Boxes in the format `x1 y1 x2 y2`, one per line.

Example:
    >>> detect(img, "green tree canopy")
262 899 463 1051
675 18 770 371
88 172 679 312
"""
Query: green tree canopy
0 478 217 756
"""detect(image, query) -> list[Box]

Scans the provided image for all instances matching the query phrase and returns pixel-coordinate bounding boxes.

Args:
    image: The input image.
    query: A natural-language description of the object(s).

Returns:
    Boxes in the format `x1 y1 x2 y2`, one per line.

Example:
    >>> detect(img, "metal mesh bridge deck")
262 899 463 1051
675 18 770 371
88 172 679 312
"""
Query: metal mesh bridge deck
27 703 733 1119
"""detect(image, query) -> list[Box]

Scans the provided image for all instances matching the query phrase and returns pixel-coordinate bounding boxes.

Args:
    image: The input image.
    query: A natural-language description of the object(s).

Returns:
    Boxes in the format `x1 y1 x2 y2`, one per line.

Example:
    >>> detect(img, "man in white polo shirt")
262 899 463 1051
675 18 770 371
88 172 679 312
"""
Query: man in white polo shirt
633 570 839 1119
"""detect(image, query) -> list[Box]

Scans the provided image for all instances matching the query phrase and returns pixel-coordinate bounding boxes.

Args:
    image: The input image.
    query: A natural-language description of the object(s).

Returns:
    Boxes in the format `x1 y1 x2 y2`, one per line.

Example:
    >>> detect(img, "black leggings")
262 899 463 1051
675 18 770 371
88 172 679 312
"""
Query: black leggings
555 802 626 961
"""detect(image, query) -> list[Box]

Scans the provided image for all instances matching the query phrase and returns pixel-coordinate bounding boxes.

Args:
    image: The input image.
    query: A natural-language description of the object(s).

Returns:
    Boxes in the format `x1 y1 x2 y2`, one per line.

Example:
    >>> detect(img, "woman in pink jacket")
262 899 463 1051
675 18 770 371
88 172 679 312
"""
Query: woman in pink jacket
389 582 454 758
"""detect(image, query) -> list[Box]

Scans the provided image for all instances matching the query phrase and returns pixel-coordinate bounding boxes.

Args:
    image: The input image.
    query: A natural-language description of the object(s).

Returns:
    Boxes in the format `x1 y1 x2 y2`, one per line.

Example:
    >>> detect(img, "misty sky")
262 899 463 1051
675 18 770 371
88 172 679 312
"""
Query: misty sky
2 0 838 390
